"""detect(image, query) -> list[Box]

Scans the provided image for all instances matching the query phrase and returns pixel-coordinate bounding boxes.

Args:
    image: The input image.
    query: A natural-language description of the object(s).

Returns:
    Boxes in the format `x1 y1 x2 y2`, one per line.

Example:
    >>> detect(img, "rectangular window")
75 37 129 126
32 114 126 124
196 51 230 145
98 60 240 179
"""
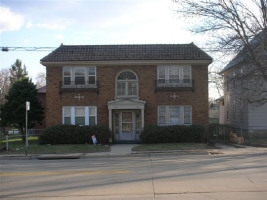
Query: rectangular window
88 67 96 85
128 82 137 96
158 66 166 85
75 107 85 125
117 82 126 96
157 65 191 87
62 106 97 125
169 107 180 125
63 67 71 85
183 66 191 85
184 106 192 124
63 107 71 125
89 107 96 125
169 66 180 85
62 66 96 87
158 106 167 126
75 67 85 85
158 106 192 126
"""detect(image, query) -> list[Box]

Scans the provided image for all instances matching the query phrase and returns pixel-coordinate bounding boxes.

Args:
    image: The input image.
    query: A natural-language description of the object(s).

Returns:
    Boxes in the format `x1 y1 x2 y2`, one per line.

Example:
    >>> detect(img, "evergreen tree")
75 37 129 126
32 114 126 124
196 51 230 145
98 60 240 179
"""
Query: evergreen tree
9 59 28 84
0 78 44 141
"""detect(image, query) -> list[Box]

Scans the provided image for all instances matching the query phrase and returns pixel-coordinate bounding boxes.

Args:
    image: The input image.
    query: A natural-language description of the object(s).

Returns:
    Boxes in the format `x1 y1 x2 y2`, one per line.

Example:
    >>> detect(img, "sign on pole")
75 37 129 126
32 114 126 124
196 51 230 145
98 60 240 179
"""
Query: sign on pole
25 101 30 149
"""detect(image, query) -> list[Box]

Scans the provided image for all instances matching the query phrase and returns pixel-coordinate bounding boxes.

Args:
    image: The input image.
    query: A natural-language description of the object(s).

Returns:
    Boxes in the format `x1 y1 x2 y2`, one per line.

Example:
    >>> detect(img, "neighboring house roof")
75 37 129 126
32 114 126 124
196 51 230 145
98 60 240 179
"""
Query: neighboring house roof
220 29 267 74
37 86 46 93
40 43 212 64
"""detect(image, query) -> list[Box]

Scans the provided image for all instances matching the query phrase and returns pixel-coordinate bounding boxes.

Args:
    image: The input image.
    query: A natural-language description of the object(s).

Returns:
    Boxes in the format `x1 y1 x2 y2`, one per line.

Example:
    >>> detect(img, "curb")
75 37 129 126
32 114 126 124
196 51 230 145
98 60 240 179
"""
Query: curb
0 150 212 160
37 155 81 160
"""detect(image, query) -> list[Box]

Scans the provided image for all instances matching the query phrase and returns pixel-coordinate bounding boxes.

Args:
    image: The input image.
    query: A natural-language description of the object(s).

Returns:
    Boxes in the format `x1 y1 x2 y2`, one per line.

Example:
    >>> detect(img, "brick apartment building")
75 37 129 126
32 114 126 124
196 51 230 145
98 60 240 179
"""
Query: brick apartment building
41 43 212 142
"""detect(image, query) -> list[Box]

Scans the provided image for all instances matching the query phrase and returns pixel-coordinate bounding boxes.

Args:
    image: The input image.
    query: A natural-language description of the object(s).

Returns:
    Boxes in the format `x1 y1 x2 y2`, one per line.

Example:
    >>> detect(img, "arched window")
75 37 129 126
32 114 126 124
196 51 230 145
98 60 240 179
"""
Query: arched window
116 71 138 98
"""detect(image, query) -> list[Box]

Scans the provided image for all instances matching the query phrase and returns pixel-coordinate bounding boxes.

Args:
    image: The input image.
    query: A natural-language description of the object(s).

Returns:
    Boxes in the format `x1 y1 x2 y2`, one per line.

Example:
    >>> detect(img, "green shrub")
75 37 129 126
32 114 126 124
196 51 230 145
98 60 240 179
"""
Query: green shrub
39 124 111 145
140 125 205 144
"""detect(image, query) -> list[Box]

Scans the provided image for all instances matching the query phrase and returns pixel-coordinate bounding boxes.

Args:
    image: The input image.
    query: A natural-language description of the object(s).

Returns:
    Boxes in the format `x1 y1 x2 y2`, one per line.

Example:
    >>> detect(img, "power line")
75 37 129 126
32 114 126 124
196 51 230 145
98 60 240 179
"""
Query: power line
1 47 57 52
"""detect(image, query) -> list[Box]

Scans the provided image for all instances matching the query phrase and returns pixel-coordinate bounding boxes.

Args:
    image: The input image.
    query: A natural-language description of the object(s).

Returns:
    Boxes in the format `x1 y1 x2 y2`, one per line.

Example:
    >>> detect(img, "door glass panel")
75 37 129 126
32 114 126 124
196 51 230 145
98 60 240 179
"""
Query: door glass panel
121 112 134 140
135 112 141 134
114 113 119 134
122 123 132 133
122 112 132 122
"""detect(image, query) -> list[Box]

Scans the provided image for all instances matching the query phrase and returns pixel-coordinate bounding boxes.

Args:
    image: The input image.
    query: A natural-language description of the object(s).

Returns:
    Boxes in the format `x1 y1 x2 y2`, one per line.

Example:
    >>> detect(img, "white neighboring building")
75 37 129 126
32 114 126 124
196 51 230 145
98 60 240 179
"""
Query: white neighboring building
220 30 267 139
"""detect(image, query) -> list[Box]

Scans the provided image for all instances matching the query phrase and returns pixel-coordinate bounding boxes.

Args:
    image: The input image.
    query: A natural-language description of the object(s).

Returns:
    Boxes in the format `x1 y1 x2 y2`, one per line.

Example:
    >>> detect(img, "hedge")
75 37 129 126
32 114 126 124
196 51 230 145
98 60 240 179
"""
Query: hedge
140 125 206 143
39 124 111 145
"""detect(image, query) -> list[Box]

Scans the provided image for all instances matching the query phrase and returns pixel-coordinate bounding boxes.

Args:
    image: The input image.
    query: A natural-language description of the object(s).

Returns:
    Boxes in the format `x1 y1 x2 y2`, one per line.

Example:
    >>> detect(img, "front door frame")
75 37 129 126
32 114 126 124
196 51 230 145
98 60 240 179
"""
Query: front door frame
108 99 146 142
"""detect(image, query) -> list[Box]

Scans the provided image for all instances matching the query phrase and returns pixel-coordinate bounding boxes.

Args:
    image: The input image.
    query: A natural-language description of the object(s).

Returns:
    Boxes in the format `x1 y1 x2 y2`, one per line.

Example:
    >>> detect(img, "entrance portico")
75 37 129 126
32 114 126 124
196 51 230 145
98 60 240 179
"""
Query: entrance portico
108 99 146 141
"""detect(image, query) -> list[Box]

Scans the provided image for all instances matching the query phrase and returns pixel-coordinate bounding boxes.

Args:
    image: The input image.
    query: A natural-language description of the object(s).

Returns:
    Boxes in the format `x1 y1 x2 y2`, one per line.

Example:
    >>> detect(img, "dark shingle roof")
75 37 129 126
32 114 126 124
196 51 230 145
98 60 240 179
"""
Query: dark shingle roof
40 43 212 63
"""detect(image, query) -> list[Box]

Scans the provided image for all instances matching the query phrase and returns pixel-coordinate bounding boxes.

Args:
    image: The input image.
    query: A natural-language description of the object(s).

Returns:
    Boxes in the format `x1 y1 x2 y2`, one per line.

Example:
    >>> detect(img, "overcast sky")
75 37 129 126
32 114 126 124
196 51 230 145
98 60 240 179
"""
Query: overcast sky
0 0 207 84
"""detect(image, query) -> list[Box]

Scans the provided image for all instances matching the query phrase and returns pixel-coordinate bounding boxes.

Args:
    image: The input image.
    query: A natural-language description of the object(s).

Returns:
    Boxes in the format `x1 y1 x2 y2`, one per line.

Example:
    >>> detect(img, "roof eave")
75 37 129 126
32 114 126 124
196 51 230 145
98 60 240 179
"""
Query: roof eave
40 59 213 66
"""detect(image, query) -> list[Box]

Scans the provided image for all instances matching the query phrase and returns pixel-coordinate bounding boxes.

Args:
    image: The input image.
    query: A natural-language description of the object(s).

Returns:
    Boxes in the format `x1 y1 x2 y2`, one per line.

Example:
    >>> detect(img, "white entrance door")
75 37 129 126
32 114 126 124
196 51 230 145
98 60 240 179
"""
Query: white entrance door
121 111 135 140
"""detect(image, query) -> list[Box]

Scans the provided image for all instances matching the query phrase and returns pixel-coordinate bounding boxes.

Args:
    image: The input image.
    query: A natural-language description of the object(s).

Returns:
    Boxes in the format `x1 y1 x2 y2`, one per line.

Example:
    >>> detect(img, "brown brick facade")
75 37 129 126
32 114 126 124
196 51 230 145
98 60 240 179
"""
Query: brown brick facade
45 64 209 128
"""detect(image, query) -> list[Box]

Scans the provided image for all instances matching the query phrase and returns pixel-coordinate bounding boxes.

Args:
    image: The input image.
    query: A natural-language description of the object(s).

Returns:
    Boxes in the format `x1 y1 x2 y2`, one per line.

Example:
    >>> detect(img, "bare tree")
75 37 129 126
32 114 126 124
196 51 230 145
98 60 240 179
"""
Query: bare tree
174 0 267 104
0 68 11 105
35 71 46 89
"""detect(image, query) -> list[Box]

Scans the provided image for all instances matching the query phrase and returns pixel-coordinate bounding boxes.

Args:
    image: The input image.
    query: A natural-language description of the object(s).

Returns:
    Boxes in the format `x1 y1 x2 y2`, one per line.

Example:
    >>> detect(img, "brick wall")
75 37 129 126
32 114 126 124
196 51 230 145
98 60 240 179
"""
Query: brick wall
45 64 209 128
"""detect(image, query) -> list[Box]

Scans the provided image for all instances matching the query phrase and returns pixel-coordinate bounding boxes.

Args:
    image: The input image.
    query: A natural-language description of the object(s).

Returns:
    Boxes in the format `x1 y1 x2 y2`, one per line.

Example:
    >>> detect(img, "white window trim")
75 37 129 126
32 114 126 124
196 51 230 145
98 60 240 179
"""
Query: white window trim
157 65 192 87
158 105 192 126
115 70 139 99
62 106 97 125
63 66 97 88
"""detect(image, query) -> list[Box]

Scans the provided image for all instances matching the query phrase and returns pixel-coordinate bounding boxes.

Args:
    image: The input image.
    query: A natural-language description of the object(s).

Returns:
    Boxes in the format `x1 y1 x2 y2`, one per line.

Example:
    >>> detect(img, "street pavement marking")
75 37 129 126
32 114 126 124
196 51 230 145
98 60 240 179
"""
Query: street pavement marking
0 169 131 177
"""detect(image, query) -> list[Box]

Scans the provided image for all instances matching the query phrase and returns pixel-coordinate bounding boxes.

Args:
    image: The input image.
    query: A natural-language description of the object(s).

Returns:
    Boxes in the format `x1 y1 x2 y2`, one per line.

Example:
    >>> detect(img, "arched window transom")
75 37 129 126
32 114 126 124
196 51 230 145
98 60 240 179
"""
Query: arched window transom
116 71 138 98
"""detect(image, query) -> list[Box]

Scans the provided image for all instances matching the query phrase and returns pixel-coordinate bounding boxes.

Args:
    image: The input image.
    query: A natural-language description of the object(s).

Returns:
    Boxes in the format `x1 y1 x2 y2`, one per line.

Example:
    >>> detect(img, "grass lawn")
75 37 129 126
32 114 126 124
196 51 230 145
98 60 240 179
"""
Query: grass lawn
0 136 110 154
1 136 214 154
132 143 212 151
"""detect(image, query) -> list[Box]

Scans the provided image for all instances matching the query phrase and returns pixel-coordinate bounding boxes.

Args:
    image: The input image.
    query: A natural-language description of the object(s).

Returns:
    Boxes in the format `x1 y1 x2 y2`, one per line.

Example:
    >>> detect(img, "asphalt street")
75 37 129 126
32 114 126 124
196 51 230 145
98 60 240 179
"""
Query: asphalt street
1 151 267 200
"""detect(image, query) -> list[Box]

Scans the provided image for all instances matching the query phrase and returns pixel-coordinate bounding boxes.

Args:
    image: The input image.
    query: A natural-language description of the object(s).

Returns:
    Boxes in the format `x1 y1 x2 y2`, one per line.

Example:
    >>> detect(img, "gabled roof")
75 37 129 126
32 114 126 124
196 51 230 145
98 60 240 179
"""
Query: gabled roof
37 86 46 93
220 29 267 74
40 43 212 64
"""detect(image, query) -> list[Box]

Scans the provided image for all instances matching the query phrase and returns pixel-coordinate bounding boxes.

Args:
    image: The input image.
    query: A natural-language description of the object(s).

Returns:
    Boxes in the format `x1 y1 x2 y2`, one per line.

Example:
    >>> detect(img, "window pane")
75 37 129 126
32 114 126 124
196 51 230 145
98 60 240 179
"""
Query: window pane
75 107 85 126
64 77 71 85
118 71 136 80
75 107 85 116
183 66 191 84
169 66 179 78
75 117 85 125
158 107 166 126
88 67 95 75
158 67 165 79
158 116 166 125
64 107 71 117
63 67 71 76
75 68 85 76
170 117 179 125
63 107 71 124
117 82 126 96
64 117 71 125
169 107 180 125
89 116 95 125
184 106 192 124
88 67 96 85
88 76 95 84
75 77 85 84
128 82 137 95
63 68 71 85
75 68 85 84
89 107 95 115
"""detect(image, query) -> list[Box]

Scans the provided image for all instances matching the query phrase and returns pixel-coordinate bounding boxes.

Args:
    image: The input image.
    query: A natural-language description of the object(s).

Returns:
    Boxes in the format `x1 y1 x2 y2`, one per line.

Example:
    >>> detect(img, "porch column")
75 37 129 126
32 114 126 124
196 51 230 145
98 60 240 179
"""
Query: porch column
108 108 112 131
141 108 145 129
